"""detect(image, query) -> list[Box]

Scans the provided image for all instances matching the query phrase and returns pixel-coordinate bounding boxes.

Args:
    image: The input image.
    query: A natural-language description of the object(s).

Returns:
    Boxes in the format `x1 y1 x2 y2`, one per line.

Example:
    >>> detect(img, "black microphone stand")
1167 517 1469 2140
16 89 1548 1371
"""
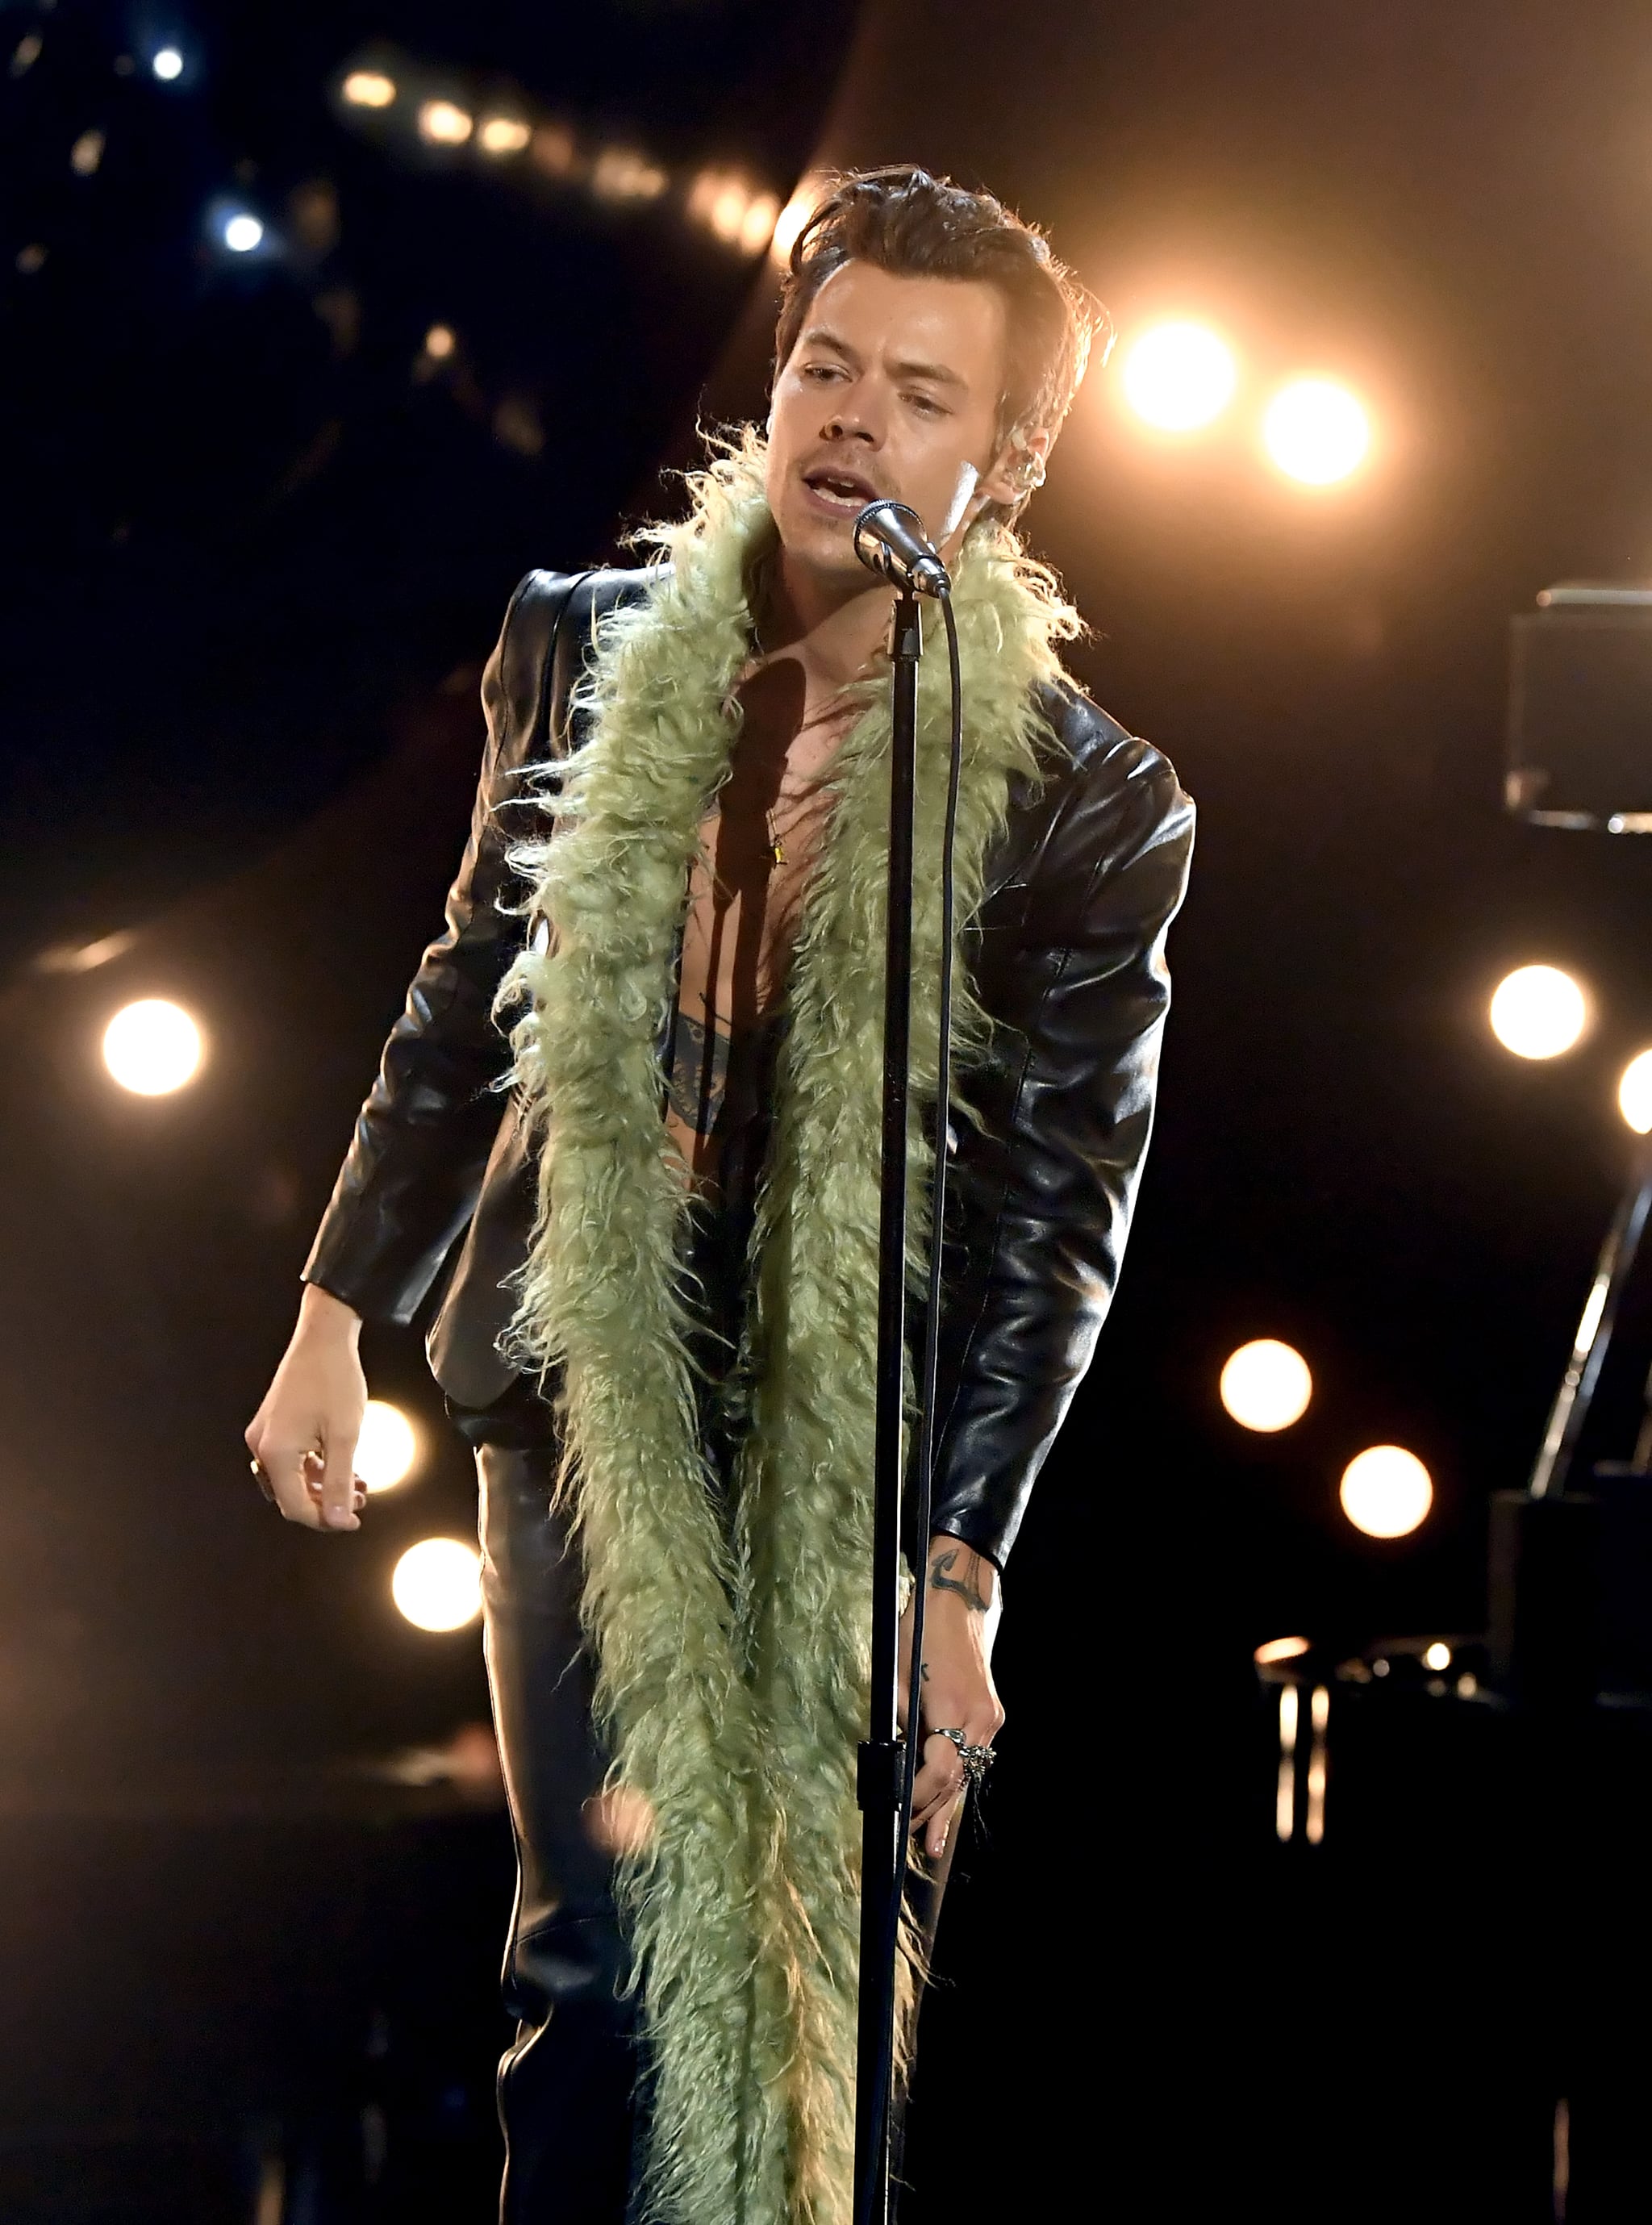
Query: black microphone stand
852 581 923 2225
852 550 966 2225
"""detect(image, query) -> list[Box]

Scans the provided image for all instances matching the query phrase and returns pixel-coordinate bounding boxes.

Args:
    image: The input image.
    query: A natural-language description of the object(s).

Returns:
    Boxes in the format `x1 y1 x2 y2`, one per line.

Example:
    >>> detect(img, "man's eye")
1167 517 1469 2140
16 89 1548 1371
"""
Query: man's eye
801 362 841 382
907 393 946 417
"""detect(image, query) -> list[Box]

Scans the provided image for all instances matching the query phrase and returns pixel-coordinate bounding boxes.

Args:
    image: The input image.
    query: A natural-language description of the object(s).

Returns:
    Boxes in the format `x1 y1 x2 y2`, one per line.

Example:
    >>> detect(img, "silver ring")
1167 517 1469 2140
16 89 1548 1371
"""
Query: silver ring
926 1726 995 1788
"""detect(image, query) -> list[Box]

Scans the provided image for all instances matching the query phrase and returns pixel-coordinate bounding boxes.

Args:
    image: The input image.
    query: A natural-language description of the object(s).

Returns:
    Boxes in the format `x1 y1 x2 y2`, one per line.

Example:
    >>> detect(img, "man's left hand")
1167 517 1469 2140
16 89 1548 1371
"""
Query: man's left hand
897 1535 1004 1860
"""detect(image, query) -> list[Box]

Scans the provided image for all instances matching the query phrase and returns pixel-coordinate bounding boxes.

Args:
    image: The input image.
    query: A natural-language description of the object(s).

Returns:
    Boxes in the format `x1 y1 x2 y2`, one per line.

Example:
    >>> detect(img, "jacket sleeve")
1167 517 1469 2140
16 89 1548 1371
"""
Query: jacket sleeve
928 739 1195 1567
301 570 579 1325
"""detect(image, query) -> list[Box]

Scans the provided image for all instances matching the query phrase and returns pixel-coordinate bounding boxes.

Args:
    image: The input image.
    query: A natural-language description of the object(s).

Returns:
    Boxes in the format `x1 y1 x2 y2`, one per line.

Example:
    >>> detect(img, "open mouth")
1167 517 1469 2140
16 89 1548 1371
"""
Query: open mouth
802 467 882 514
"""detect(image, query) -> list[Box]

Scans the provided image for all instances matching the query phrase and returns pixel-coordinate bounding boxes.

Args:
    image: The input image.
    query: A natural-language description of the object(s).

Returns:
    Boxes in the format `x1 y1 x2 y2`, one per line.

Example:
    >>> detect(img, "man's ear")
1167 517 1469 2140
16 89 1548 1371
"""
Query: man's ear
978 424 1053 509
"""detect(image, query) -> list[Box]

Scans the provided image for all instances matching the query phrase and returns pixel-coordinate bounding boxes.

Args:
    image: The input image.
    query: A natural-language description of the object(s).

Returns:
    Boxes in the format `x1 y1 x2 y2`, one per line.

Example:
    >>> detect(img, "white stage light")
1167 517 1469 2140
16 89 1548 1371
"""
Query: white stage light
1339 1446 1433 1539
392 1539 482 1632
1619 1049 1652 1133
1220 1338 1312 1432
357 1401 419 1492
1488 964 1587 1059
102 999 204 1095
590 146 667 202
1423 1641 1452 1672
1263 378 1370 485
342 70 396 109
152 48 183 81
419 100 473 147
478 115 531 157
1120 322 1237 432
770 182 820 264
739 193 781 257
223 212 264 253
423 323 456 360
70 130 105 177
689 169 755 244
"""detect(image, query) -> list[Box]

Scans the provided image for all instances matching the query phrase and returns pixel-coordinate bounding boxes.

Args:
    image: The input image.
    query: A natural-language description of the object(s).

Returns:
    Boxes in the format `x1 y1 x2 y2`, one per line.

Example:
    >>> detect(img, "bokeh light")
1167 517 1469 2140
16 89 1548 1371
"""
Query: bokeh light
1423 1641 1452 1672
102 999 204 1095
223 212 264 253
1339 1446 1433 1539
1619 1049 1652 1133
152 47 183 81
342 70 396 108
1262 378 1370 485
1120 321 1237 432
419 99 473 146
590 146 668 203
357 1401 419 1492
1220 1338 1312 1432
738 192 781 257
1488 964 1588 1059
423 323 456 361
687 169 774 252
478 115 531 157
392 1538 482 1632
770 181 821 265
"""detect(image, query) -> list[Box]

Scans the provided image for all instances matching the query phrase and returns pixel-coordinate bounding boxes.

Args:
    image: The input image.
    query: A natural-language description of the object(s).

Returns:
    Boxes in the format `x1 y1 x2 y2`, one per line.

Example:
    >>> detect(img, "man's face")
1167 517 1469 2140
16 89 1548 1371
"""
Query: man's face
765 260 1027 593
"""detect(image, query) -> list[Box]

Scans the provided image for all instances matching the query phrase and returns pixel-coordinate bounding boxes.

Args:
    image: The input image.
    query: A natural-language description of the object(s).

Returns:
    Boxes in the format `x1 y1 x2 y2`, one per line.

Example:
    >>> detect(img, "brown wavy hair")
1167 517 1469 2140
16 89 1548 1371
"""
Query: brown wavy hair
774 164 1109 511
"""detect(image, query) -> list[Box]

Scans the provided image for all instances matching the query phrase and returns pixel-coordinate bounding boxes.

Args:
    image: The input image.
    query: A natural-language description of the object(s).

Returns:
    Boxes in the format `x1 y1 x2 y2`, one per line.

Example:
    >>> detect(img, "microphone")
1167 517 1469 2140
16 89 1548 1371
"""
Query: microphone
852 500 950 598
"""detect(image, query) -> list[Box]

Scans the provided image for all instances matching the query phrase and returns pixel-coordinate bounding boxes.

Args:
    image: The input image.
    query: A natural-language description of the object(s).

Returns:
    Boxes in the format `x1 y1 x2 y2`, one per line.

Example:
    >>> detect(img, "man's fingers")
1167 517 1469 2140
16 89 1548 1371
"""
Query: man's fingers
909 1733 964 1832
261 1446 325 1529
316 1433 362 1531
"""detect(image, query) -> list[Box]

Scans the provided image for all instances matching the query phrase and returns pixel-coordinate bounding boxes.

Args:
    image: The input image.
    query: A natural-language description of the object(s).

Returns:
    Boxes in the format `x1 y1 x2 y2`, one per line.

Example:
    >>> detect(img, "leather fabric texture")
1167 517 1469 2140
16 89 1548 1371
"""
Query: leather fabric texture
302 566 1194 1568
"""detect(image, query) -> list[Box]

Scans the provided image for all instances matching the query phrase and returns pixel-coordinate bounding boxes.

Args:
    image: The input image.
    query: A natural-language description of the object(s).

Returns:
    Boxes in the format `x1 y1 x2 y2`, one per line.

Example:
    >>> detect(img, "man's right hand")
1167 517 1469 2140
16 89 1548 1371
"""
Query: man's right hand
244 1283 369 1532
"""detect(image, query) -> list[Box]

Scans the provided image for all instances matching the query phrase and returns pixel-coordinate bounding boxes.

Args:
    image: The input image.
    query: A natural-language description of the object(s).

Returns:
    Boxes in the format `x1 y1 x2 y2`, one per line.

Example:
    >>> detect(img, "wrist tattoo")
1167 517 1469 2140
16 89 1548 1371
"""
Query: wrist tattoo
928 1544 990 1614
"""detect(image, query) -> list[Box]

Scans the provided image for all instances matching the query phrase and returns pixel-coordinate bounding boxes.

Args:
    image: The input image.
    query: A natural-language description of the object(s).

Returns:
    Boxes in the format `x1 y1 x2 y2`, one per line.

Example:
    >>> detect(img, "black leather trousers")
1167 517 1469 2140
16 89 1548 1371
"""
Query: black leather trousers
469 1404 957 2225
474 1429 644 2223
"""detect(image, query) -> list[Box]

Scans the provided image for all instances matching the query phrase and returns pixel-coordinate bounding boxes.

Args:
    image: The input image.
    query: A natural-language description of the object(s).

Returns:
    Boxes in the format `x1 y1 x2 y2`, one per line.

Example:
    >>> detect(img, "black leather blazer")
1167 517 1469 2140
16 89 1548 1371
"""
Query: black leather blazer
303 567 1195 1568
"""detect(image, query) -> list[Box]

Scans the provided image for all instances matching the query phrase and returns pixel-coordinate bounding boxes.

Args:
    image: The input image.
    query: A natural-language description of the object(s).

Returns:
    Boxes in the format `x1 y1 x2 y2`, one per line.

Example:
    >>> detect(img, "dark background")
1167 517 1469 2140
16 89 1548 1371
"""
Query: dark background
5 0 1652 2217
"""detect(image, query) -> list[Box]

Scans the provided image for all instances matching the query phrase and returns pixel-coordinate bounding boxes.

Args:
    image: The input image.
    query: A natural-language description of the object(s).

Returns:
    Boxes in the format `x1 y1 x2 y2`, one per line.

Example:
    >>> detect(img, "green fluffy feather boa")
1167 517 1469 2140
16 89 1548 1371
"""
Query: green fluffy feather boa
499 436 1079 2225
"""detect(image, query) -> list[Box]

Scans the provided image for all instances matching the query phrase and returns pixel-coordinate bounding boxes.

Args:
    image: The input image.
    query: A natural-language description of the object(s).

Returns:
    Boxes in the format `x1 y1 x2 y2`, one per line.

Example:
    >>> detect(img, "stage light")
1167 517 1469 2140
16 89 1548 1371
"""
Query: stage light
739 192 781 257
102 998 203 1095
1423 1641 1452 1672
392 1538 482 1632
1262 378 1370 485
1304 1684 1329 1843
1339 1446 1433 1539
357 1401 419 1492
591 146 667 202
1274 1683 1297 1840
152 47 182 80
223 212 264 253
1488 964 1588 1058
70 129 105 177
531 122 577 178
1220 1338 1312 1431
419 99 473 147
1254 1635 1310 1665
1619 1049 1652 1133
1120 322 1237 432
342 69 396 109
770 182 820 265
423 323 456 361
689 168 758 245
478 115 531 157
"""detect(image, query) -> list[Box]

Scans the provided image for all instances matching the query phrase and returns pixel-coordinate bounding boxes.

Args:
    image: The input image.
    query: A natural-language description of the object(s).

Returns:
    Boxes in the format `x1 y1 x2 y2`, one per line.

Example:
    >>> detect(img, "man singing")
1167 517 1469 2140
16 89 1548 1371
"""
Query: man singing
247 165 1194 2225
